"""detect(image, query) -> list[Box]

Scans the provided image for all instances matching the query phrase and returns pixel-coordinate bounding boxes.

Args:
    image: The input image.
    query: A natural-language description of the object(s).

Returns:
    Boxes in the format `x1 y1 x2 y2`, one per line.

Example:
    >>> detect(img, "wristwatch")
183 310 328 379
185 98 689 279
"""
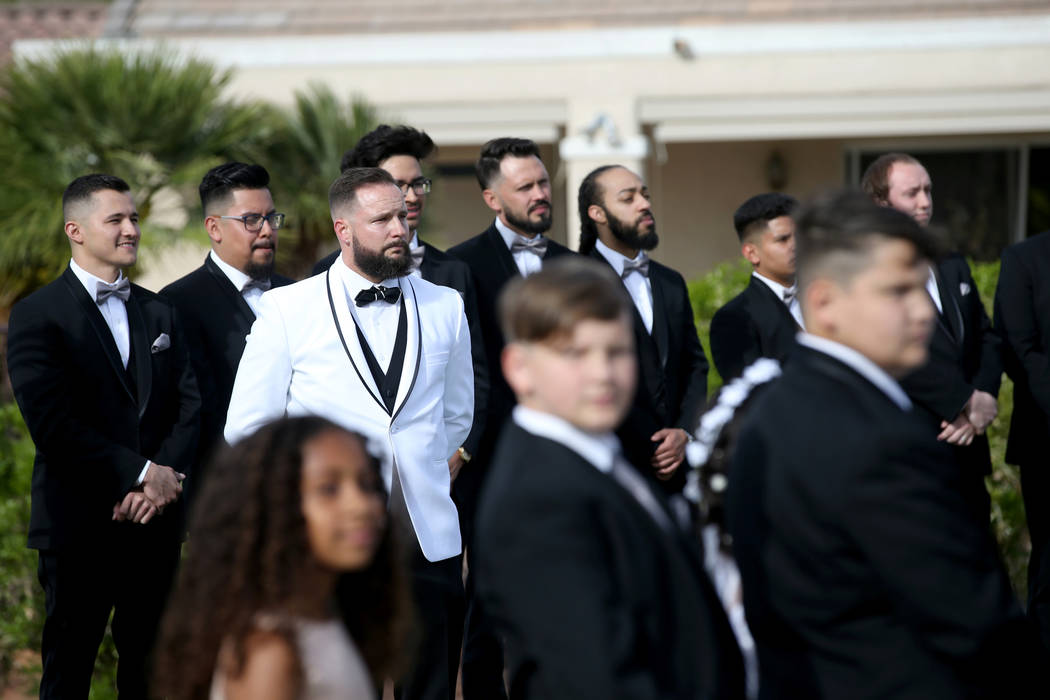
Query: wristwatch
457 446 472 463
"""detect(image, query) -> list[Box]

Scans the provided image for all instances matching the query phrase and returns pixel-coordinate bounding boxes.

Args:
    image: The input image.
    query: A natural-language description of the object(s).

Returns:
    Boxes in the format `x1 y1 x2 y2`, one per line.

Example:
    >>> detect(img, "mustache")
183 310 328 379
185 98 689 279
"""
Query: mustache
252 241 275 250
528 200 551 214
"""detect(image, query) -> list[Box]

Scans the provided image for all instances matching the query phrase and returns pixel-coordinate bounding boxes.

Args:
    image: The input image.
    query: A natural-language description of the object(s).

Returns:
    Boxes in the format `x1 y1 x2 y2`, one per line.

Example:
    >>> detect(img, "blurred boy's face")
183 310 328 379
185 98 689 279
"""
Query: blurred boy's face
503 315 636 433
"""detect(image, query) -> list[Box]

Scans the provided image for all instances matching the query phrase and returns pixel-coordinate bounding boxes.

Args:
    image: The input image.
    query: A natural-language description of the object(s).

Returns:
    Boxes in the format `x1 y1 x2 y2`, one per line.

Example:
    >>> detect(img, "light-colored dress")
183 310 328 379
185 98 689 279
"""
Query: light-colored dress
210 616 376 700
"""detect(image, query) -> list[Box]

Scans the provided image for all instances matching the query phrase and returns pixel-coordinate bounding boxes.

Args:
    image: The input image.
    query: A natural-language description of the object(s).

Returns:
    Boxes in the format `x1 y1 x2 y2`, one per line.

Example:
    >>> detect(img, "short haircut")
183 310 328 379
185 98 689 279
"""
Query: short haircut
860 152 922 203
62 173 130 221
341 124 436 172
199 162 271 215
329 167 397 215
475 137 541 190
577 164 622 254
794 189 940 294
733 192 798 242
499 257 632 344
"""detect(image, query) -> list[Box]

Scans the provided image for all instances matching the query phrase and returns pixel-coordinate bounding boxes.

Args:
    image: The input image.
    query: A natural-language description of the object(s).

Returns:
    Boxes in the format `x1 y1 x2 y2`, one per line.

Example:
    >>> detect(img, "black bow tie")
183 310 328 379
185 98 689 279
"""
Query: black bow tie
242 278 271 293
354 285 402 307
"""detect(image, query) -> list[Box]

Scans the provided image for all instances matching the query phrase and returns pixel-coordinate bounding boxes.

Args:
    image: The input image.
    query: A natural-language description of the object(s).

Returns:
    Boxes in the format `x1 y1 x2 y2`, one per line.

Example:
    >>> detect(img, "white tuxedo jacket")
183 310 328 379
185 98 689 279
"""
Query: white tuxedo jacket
225 263 473 561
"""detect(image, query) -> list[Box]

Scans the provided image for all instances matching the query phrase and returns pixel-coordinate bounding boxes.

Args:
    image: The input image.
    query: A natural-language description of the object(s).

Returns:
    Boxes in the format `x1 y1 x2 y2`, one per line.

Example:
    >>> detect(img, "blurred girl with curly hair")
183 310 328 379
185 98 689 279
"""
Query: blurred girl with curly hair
154 416 411 699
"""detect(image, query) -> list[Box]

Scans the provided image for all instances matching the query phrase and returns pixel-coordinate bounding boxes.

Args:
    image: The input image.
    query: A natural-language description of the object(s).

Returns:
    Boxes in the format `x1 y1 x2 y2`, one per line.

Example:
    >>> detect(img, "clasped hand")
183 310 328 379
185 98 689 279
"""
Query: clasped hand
112 463 185 524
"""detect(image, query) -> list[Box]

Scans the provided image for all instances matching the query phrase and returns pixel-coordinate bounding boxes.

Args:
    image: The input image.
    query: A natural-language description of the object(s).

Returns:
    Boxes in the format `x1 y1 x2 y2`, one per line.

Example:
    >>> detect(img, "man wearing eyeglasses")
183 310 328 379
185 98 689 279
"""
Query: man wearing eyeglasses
160 162 293 495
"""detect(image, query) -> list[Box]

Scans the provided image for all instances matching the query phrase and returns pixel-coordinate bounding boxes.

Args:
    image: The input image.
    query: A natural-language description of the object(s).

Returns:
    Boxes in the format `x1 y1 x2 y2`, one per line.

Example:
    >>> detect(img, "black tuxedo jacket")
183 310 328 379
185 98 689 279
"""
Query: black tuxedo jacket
709 274 798 381
899 254 1002 475
727 346 1038 699
312 243 489 455
7 267 200 550
588 249 709 478
994 231 1050 466
160 255 293 463
447 225 573 494
475 422 745 699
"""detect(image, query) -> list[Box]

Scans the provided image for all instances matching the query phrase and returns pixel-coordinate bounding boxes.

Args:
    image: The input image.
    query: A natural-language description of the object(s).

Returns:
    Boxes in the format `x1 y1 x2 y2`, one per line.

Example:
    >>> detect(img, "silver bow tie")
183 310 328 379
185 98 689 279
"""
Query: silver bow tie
242 278 272 293
621 255 650 279
510 235 548 257
409 244 425 272
782 285 798 305
95 277 130 303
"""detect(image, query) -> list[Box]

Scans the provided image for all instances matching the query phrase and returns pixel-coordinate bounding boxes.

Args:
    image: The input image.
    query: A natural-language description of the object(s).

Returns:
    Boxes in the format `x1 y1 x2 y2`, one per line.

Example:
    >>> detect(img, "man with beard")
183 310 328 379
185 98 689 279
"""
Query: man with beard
225 167 474 700
709 193 801 381
578 165 709 488
448 138 573 699
160 162 292 498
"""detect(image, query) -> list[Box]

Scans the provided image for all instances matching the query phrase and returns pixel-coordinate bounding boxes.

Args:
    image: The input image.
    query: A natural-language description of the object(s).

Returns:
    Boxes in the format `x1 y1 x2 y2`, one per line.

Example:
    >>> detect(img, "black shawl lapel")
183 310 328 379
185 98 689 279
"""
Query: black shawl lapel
648 269 670 368
484 223 520 280
125 292 153 416
204 254 256 323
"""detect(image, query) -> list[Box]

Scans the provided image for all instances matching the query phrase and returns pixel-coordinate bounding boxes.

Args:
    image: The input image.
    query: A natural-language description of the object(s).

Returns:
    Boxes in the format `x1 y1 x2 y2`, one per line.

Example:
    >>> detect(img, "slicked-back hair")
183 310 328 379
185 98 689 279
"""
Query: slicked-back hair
329 167 398 216
341 124 436 172
475 137 542 190
199 162 271 215
794 188 941 295
733 192 798 242
62 173 130 221
577 165 622 254
860 152 922 203
499 257 632 345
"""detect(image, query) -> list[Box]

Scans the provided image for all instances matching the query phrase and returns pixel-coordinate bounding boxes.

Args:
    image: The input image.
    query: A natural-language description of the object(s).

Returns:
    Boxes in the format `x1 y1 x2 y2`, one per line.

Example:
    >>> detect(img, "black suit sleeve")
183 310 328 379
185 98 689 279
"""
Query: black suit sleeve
478 484 663 699
672 273 709 431
997 246 1050 416
709 302 761 381
148 308 201 475
8 300 147 501
460 270 489 456
898 352 974 422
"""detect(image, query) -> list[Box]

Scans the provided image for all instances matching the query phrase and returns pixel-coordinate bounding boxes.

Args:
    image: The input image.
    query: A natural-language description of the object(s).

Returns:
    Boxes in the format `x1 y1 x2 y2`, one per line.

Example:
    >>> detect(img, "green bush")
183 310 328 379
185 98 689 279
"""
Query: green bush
687 258 1029 596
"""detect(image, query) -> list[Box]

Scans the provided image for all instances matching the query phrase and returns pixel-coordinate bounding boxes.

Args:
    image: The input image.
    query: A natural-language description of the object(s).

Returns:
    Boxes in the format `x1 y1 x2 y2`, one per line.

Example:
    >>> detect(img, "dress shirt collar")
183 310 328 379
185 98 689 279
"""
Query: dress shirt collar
513 405 620 474
797 333 912 411
69 258 126 301
495 216 544 251
595 239 646 276
333 254 403 295
209 249 257 292
408 232 420 249
752 271 795 301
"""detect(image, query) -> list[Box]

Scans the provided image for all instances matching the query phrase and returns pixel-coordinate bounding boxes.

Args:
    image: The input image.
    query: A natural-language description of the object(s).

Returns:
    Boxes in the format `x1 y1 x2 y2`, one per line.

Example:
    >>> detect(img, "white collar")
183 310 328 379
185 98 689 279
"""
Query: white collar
69 258 125 300
209 249 256 292
595 238 646 276
797 333 912 411
513 405 620 474
495 216 544 251
333 254 403 294
409 231 420 249
752 271 796 300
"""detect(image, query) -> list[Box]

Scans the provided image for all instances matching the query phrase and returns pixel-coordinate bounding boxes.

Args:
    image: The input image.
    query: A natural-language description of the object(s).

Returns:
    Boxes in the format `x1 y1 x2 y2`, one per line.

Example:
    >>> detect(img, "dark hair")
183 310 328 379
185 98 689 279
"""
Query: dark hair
577 165 621 254
341 124 436 172
860 152 922 203
199 162 271 215
62 173 130 221
475 137 541 190
153 416 411 699
794 188 940 294
499 256 631 344
732 192 798 242
329 167 397 215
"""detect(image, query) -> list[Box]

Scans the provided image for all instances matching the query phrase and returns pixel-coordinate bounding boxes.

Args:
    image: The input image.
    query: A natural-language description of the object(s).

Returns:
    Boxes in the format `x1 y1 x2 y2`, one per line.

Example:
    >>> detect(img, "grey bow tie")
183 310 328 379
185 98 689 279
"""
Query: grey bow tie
242 278 271 293
409 244 425 272
510 235 547 258
621 256 650 279
95 277 130 303
782 285 797 305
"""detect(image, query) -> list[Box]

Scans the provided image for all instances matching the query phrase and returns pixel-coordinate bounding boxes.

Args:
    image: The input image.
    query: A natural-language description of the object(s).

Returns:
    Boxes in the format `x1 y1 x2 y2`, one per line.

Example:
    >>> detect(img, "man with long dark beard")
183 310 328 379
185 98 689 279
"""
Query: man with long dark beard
578 165 709 489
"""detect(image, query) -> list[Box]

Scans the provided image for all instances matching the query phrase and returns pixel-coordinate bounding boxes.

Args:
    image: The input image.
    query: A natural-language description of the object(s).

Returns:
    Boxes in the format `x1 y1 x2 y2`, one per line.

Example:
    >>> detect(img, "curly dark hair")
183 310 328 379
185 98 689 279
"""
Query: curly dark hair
153 416 412 699
340 124 436 172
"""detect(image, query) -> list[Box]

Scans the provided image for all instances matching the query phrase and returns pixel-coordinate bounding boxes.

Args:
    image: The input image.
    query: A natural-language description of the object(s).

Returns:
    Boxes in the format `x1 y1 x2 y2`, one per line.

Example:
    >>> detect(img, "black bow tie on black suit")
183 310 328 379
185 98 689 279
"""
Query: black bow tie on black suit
355 285 401 307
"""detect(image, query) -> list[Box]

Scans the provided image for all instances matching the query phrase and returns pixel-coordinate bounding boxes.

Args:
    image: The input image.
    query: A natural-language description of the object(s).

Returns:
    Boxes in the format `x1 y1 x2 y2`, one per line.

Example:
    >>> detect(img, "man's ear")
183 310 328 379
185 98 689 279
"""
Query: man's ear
333 218 352 247
481 189 501 214
64 221 82 245
802 277 838 335
587 204 607 227
741 241 761 267
501 343 532 400
204 215 223 244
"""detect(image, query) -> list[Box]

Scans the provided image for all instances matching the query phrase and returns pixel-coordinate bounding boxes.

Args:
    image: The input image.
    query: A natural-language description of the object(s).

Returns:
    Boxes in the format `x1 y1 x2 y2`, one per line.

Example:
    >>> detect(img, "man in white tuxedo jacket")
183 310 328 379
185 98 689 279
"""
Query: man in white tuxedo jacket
225 167 473 700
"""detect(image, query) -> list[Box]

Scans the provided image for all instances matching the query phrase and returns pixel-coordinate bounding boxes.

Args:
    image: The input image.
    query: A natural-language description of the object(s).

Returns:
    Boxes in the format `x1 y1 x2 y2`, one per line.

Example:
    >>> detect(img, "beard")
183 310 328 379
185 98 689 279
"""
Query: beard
352 237 412 280
504 200 553 236
246 243 276 280
607 209 659 251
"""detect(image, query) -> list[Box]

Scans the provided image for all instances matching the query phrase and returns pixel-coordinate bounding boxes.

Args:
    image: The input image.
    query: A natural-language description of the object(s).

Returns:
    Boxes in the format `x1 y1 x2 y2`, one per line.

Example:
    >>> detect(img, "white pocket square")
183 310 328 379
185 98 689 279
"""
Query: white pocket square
150 333 171 354
959 282 971 296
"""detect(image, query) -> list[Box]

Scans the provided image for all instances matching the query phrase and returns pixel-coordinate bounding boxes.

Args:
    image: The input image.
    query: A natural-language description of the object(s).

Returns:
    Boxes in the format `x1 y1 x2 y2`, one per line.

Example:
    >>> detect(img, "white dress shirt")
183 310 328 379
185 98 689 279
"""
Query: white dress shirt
334 257 404 371
595 239 654 334
752 271 805 330
69 258 150 483
408 232 424 279
926 265 943 314
495 217 544 277
209 249 266 317
797 333 912 411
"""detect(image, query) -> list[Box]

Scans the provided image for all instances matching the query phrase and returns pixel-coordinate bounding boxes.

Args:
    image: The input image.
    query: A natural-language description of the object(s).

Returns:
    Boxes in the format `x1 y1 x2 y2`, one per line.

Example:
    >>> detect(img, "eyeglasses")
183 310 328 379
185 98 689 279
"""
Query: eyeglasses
219 212 286 232
397 178 432 196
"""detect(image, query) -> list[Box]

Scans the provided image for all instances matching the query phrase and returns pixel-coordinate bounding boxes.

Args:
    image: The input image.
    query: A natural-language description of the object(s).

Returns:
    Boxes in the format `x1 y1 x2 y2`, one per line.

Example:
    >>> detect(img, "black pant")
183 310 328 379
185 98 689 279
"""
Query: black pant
1021 463 1050 652
37 528 181 699
460 544 507 700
